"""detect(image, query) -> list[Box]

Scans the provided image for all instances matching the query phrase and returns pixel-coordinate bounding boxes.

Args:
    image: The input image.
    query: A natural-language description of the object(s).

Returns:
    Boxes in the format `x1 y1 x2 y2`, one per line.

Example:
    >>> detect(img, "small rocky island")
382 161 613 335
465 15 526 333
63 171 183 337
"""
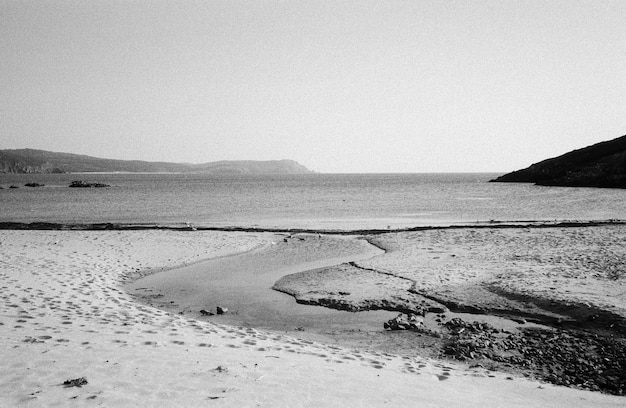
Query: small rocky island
491 134 626 188
69 180 110 188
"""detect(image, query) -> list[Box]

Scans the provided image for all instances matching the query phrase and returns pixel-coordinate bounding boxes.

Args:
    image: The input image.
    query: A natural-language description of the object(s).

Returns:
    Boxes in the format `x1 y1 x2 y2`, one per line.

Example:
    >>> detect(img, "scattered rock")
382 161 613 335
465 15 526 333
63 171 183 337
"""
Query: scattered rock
62 377 88 388
24 182 45 187
216 306 228 315
199 309 214 316
384 313 423 331
9 185 19 189
440 317 626 395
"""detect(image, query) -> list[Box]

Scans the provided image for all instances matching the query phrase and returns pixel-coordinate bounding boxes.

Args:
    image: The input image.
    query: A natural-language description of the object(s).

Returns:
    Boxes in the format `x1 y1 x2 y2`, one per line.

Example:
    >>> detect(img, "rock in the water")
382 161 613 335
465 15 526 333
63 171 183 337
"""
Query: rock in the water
63 377 88 388
384 313 423 330
69 180 110 188
216 306 228 315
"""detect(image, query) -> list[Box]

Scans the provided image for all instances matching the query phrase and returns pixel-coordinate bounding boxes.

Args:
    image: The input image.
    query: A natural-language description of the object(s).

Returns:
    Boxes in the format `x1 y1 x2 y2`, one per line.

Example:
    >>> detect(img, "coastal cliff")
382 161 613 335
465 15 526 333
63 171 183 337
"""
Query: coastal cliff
0 149 313 174
491 135 626 188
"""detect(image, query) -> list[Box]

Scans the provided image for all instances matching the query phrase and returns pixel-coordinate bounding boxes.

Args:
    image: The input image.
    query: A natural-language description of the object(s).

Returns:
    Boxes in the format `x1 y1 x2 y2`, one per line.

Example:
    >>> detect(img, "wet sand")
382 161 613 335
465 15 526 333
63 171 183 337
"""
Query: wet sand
130 224 626 394
275 225 626 393
0 227 624 406
127 233 396 341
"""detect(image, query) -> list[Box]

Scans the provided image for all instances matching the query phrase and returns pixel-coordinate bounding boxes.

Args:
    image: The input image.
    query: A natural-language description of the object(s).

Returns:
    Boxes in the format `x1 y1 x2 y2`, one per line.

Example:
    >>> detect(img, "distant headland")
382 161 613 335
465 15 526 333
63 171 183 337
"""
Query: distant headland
0 149 314 174
490 134 626 188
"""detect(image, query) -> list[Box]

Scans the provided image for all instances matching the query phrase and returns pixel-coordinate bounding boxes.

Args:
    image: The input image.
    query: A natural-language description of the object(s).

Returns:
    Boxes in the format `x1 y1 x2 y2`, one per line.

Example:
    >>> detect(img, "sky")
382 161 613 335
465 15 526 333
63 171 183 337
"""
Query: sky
1 1 626 173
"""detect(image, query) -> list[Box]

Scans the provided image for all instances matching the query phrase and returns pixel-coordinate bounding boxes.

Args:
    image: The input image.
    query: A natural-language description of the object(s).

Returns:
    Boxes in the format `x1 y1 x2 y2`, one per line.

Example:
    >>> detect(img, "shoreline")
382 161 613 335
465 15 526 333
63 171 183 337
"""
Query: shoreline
1 218 625 234
1 228 624 406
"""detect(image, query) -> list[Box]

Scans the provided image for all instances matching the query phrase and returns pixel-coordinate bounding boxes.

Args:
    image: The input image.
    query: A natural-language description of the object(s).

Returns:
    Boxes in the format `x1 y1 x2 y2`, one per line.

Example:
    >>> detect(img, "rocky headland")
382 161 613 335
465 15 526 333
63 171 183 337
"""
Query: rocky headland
0 148 314 174
491 134 626 188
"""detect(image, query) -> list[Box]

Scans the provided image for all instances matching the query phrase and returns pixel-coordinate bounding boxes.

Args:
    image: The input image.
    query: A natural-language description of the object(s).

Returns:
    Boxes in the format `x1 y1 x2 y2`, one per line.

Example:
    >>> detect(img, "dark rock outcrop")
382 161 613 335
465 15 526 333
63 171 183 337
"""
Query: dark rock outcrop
62 377 88 388
384 313 424 330
69 180 110 188
491 135 626 188
216 306 228 315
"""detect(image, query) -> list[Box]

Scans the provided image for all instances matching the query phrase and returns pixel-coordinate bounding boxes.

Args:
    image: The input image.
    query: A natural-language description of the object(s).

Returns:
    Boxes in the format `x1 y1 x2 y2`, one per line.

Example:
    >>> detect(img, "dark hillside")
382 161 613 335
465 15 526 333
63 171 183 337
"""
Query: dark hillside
490 135 626 188
0 149 313 174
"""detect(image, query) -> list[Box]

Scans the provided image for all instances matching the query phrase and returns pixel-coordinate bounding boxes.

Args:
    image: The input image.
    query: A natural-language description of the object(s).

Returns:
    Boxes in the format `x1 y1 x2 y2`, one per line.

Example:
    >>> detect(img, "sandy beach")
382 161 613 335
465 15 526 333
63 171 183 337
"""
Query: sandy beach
1 227 624 407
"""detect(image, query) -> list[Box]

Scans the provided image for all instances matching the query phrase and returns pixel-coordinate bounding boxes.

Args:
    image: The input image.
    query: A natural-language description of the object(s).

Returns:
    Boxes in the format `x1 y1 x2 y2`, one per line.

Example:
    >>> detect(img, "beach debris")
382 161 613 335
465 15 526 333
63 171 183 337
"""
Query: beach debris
62 377 88 388
200 309 214 316
216 306 228 315
384 313 423 331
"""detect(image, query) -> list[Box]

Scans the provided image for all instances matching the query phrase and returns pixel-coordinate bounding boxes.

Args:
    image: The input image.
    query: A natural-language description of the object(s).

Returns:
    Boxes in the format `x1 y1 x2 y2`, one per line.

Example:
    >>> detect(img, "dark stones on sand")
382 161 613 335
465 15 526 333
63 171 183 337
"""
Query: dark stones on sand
384 313 423 331
9 185 19 189
25 182 45 187
216 306 228 315
69 180 110 188
441 317 626 395
199 309 214 316
63 377 88 388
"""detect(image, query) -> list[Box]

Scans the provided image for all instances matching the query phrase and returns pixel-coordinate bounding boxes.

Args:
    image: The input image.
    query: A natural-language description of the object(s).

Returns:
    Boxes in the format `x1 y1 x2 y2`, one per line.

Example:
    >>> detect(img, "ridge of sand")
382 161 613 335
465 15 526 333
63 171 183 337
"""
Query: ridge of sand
0 230 623 407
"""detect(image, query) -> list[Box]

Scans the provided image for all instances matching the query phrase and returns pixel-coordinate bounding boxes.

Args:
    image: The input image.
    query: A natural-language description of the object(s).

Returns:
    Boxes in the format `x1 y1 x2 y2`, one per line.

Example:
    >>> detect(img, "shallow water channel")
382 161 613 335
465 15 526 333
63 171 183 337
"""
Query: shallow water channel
126 233 399 347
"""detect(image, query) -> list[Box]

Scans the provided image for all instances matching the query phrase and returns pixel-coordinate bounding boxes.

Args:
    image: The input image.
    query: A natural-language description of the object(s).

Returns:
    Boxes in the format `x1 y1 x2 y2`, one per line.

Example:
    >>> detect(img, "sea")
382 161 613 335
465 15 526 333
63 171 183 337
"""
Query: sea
1 173 625 230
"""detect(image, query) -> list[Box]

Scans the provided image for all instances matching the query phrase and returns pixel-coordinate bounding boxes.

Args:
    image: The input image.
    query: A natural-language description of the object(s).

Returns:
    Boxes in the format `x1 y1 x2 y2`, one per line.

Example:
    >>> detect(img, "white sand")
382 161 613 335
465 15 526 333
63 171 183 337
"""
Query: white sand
364 226 626 320
0 230 622 407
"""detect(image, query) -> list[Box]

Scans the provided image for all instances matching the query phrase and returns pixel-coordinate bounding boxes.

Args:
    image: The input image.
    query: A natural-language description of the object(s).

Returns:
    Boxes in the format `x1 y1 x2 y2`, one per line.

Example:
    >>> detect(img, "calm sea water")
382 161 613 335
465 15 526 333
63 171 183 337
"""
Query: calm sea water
1 173 625 230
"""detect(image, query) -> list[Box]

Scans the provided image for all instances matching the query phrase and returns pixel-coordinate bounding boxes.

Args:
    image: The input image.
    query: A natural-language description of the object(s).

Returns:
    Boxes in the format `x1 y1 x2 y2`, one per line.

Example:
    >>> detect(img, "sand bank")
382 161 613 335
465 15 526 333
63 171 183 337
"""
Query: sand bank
0 229 623 407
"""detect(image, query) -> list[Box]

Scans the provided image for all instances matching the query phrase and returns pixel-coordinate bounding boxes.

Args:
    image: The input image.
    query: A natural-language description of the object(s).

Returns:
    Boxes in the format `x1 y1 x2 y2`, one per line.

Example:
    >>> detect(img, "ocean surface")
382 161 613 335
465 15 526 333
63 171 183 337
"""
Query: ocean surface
1 173 625 230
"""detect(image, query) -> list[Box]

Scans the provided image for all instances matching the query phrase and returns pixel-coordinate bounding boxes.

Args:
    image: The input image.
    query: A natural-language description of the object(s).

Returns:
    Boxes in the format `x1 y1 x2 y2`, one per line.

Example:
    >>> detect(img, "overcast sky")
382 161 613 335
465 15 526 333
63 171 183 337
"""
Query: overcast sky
2 1 626 173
